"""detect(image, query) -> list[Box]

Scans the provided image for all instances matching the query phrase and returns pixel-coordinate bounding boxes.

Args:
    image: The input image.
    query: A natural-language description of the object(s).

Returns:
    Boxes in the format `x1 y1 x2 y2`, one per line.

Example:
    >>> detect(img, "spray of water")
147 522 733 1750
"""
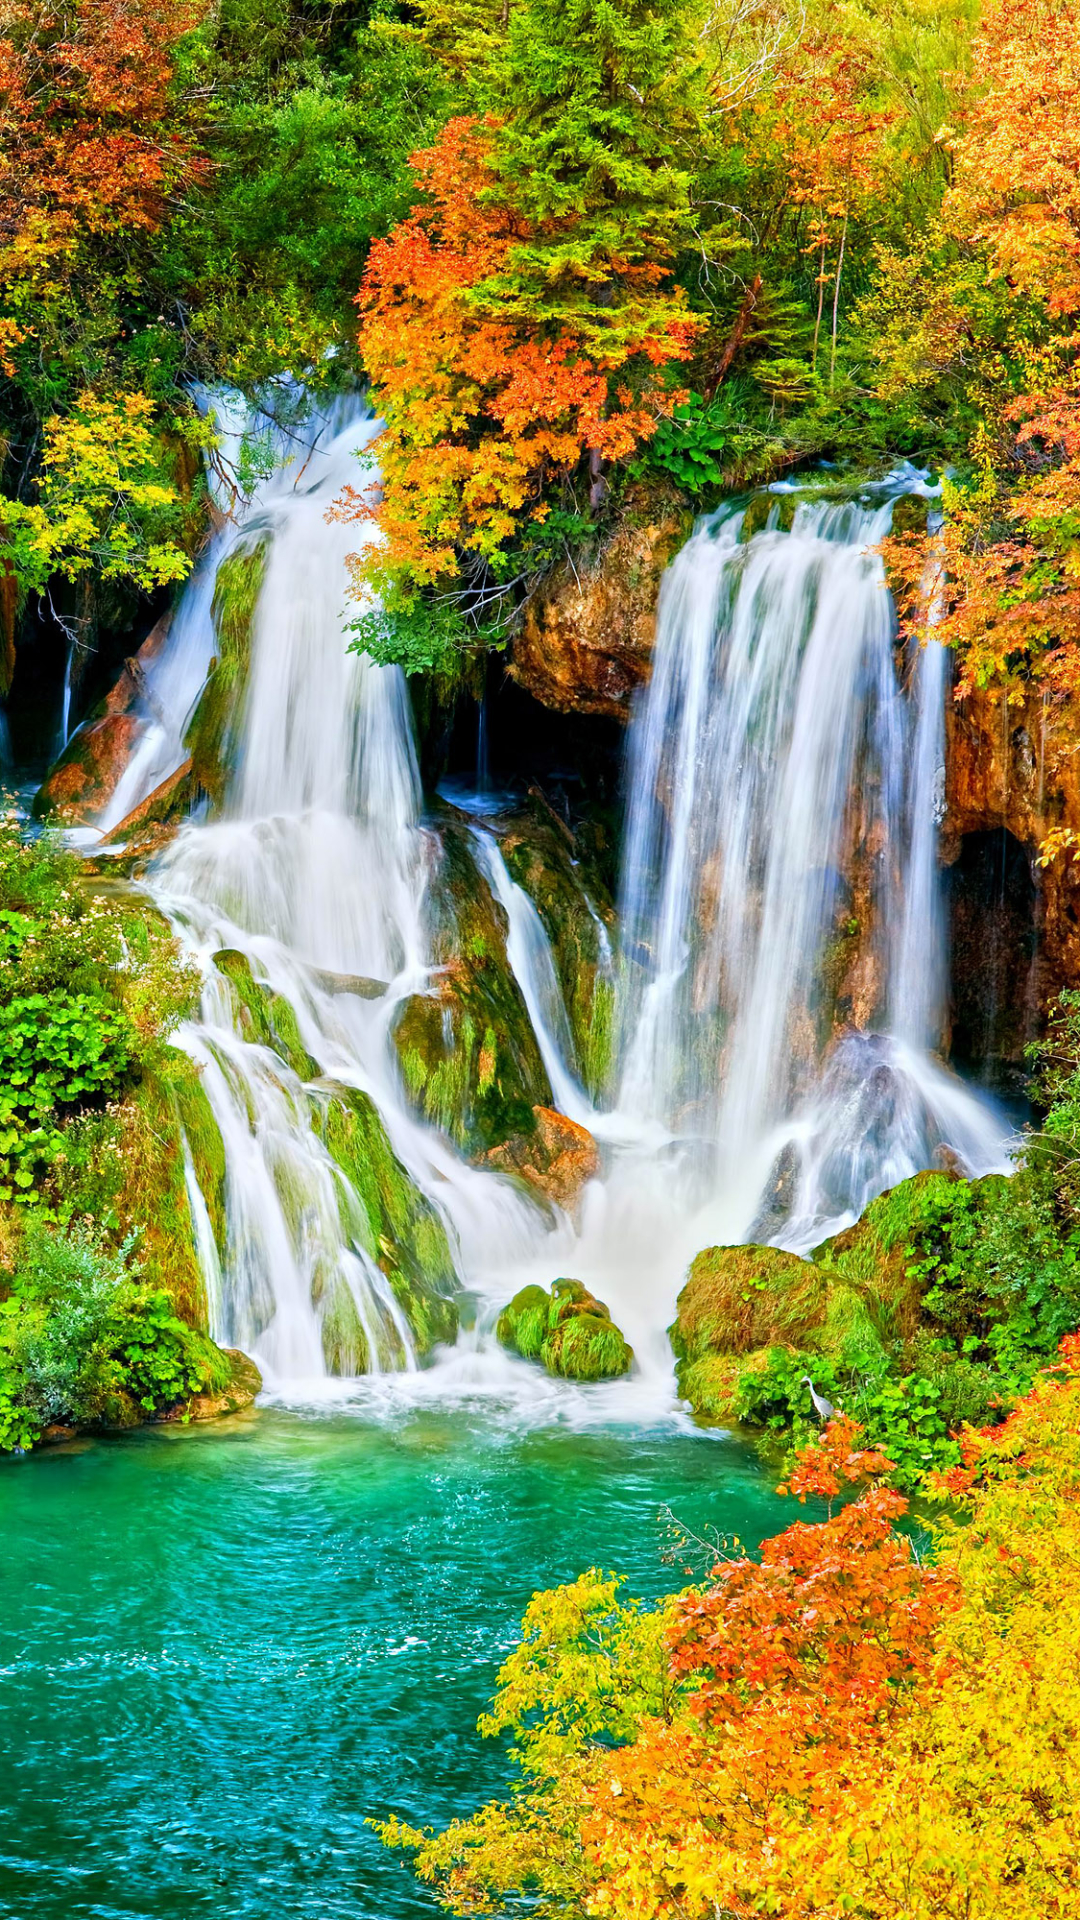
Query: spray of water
85 408 1011 1416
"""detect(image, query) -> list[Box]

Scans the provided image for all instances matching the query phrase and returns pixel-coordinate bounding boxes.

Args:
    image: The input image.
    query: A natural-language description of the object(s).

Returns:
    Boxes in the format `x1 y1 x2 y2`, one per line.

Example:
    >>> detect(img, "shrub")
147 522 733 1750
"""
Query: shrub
0 814 197 1208
0 1218 230 1450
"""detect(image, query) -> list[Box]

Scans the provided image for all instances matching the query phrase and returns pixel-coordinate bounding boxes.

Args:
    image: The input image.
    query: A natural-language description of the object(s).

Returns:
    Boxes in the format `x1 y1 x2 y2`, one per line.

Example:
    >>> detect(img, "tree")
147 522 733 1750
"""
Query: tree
338 0 706 657
381 1352 1080 1918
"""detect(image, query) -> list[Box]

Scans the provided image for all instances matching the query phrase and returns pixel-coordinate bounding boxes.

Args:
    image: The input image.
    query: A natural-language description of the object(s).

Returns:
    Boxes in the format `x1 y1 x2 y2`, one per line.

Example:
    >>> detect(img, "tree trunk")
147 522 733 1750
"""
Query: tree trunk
705 274 763 399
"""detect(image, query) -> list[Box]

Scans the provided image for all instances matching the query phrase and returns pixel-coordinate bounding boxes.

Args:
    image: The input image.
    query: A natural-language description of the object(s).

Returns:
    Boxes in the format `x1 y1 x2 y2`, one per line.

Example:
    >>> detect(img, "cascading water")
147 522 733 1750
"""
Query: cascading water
119 393 548 1392
611 480 1008 1253
85 409 1012 1409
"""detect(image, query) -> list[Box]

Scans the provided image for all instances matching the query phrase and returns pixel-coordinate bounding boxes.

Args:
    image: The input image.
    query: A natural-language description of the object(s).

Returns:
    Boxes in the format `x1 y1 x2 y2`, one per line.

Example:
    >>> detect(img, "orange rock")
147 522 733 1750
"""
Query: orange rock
511 509 686 719
34 610 173 823
484 1106 601 1209
944 681 1080 1021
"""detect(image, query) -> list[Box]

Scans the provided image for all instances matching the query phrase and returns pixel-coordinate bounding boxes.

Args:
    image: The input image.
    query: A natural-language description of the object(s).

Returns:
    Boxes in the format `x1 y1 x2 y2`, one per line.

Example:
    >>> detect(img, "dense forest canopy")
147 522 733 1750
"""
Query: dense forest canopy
1 0 1078 697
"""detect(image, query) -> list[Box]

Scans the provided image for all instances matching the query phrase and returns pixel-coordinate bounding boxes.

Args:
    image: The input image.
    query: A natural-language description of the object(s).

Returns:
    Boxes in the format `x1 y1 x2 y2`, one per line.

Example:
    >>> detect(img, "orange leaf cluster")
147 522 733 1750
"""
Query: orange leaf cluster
574 1419 952 1914
342 115 700 595
0 0 204 273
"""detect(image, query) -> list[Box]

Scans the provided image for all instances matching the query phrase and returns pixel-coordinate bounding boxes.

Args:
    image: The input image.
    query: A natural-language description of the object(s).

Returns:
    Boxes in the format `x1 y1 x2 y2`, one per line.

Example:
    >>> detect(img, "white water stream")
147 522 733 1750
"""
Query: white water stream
84 404 1011 1415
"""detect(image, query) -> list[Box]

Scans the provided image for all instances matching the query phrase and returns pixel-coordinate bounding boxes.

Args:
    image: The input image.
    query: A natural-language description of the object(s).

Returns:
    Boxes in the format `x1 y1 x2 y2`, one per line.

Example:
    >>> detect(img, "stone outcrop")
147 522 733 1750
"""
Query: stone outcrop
33 610 173 823
943 682 1080 1067
168 1348 263 1421
511 505 687 719
392 819 554 1155
483 1106 601 1210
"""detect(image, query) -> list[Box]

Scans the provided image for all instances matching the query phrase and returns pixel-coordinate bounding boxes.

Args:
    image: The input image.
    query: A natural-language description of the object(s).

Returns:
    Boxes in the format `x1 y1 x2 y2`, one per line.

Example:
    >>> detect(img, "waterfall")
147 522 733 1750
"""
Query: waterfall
131 393 548 1392
611 480 1008 1250
82 411 1012 1406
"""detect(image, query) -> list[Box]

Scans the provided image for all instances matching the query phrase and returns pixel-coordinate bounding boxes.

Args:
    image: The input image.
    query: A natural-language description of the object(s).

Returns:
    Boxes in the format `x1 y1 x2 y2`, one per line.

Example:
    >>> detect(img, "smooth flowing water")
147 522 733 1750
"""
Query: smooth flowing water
77 399 1011 1397
0 1410 793 1920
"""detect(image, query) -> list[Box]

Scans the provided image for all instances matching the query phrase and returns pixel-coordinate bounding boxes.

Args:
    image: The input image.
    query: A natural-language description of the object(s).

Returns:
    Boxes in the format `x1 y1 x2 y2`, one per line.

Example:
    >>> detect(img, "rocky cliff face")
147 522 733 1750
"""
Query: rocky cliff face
515 508 1080 1079
943 683 1080 1076
511 505 687 720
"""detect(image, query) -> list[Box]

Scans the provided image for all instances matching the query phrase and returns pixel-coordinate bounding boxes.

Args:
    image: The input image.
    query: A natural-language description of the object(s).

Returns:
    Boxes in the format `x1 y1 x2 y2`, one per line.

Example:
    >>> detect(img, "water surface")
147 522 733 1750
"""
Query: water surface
1 1407 790 1920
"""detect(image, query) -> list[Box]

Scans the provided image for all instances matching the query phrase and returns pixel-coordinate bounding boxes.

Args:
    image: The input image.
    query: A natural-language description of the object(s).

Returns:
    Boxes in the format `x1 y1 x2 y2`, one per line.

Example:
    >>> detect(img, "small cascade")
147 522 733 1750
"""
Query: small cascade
612 479 1008 1249
133 393 548 1390
471 831 595 1128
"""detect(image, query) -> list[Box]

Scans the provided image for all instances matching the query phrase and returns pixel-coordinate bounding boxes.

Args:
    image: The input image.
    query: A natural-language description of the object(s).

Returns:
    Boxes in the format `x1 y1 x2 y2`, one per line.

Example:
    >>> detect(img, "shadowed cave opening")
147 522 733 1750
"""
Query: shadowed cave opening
946 826 1039 1098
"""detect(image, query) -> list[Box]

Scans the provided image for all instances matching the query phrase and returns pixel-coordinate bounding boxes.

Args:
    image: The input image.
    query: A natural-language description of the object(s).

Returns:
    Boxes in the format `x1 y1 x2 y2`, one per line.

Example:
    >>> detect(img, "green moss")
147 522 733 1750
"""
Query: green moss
212 948 319 1079
812 1169 962 1345
670 1244 829 1365
499 797 619 1101
184 541 267 805
392 825 551 1153
496 1275 632 1380
496 1283 550 1360
545 1310 631 1381
318 1087 458 1357
677 1348 768 1422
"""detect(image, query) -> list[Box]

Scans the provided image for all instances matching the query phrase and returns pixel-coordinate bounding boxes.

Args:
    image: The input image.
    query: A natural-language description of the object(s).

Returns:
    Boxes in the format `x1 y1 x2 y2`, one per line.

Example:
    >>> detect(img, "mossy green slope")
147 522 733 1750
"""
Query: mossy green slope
393 821 552 1156
185 540 267 806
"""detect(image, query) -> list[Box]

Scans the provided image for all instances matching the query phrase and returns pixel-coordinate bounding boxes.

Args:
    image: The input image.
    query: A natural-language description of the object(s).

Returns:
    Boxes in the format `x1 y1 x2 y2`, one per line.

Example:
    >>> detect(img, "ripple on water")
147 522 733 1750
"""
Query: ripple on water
0 1407 791 1919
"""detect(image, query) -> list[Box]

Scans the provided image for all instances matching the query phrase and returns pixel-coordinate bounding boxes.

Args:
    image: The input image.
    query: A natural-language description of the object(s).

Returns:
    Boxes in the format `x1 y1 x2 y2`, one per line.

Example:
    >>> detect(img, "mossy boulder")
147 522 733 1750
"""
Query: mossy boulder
673 1170 1004 1424
811 1169 963 1346
393 822 552 1156
317 1085 459 1360
166 1346 262 1422
670 1244 829 1365
184 540 266 806
497 1276 633 1380
676 1346 774 1422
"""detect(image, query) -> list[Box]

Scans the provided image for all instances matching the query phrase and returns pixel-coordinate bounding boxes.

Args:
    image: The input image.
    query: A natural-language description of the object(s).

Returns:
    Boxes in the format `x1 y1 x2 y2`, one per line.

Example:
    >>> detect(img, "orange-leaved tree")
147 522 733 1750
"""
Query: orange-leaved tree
379 1416 952 1915
382 1348 1080 1917
0 0 204 290
887 0 1080 709
337 0 705 666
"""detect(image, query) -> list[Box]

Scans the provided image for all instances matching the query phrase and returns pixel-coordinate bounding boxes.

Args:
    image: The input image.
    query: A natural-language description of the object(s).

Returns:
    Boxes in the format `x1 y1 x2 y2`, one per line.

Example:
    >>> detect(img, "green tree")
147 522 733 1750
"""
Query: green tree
475 0 704 356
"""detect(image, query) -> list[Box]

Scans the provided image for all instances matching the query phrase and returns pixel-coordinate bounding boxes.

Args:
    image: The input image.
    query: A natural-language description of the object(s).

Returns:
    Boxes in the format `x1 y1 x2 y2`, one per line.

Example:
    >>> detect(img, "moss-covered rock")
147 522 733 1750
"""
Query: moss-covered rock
670 1244 829 1365
317 1085 459 1359
497 793 618 1098
166 1346 262 1422
673 1171 1002 1424
497 1276 633 1380
213 948 319 1080
393 822 552 1155
676 1346 774 1422
184 540 266 806
811 1169 962 1347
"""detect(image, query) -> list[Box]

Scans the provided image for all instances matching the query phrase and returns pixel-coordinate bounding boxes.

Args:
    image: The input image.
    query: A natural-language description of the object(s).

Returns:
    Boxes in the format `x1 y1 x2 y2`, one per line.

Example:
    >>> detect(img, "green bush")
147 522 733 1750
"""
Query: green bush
0 1218 231 1451
0 816 196 1209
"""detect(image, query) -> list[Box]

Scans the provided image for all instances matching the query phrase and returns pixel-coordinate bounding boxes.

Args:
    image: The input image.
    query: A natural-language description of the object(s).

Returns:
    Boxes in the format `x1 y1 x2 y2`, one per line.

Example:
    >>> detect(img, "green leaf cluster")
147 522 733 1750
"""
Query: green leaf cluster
0 815 197 1207
0 1217 231 1452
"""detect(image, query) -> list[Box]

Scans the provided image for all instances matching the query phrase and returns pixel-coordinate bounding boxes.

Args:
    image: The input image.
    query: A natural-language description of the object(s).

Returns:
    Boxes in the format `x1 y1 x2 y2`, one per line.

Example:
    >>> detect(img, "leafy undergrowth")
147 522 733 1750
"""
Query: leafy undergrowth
0 816 238 1450
0 1219 233 1452
671 992 1080 1489
380 1352 1080 1918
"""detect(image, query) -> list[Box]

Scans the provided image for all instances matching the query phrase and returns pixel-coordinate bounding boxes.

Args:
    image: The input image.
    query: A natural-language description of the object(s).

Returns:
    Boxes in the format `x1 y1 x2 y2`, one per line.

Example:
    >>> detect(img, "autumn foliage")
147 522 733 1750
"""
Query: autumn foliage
0 0 203 270
886 0 1080 708
341 112 699 608
384 1352 1080 1917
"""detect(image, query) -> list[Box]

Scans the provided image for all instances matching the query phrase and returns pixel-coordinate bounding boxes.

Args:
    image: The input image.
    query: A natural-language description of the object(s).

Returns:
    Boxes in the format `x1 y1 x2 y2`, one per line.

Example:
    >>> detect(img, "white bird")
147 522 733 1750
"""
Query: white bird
801 1375 836 1422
